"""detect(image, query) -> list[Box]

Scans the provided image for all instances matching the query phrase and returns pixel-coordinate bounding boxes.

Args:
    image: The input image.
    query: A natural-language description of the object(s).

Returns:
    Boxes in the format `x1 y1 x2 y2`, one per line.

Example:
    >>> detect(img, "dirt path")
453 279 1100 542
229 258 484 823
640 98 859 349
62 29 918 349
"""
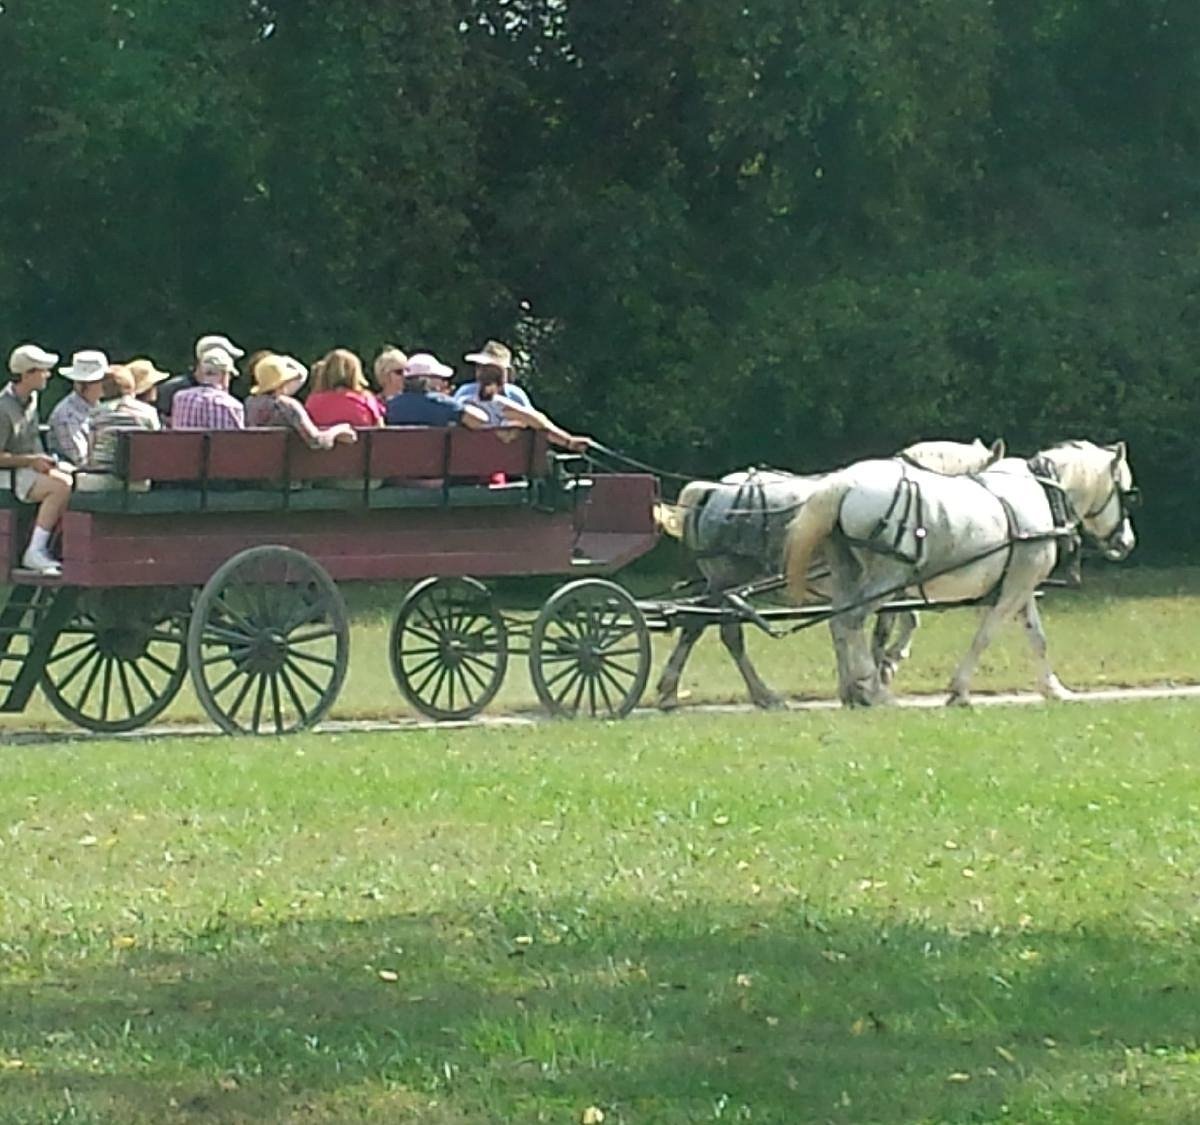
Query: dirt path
4 683 1199 746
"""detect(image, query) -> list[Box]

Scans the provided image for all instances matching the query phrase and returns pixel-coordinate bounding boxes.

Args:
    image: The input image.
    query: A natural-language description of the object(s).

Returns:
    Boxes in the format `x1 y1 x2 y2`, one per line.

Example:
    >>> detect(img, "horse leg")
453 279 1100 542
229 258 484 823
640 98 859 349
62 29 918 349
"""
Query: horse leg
655 619 706 710
873 610 919 686
1022 597 1070 700
946 601 1014 706
831 609 892 707
718 620 785 709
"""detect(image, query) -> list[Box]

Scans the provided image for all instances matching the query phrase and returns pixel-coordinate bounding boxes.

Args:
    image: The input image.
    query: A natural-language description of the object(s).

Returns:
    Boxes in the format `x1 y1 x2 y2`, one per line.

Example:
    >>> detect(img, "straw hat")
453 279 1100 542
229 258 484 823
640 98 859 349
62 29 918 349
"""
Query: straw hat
464 339 512 369
126 358 171 397
252 354 308 395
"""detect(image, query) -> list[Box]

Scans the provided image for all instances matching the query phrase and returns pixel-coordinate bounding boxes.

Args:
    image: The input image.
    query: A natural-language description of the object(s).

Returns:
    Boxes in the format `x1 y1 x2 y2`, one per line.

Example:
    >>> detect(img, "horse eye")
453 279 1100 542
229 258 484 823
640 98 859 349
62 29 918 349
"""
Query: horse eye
1124 488 1142 509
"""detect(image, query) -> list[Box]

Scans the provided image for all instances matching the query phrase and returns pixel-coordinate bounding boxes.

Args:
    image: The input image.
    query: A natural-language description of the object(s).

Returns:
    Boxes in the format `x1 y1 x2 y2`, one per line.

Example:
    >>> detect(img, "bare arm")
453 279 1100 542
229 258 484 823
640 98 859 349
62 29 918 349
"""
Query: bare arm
495 399 591 451
457 403 490 430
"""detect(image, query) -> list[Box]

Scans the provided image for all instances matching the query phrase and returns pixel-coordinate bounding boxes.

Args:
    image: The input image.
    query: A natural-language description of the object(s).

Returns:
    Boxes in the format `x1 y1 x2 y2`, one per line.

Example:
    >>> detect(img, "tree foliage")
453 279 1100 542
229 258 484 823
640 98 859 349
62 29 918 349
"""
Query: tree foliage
0 0 1196 552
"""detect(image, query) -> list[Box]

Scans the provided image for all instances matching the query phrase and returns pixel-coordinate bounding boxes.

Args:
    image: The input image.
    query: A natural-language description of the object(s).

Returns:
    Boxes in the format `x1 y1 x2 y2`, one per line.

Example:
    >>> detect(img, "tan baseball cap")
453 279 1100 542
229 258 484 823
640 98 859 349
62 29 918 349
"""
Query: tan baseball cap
8 343 60 375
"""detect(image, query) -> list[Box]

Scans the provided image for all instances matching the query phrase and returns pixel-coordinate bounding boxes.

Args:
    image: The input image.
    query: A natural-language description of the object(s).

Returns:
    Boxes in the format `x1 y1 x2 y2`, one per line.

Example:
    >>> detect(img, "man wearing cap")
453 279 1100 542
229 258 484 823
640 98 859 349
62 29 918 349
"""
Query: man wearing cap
453 339 533 420
1 344 73 575
47 349 108 467
387 353 485 427
170 347 245 431
158 333 246 423
389 352 589 451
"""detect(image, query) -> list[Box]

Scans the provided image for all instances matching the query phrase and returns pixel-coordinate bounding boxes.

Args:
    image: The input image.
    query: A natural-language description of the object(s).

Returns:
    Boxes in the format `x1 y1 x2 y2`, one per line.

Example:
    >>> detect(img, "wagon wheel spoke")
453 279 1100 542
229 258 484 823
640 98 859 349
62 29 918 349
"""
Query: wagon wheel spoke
530 579 650 719
390 578 508 721
187 548 348 735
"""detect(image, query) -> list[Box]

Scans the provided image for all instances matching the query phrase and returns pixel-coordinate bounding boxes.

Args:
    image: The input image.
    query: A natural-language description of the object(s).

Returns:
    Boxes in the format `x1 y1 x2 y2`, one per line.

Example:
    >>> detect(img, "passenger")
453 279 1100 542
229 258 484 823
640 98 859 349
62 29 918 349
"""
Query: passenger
388 353 589 450
373 346 408 404
158 333 246 422
385 353 486 427
171 348 245 430
454 339 533 414
47 349 108 467
244 354 357 449
127 358 171 407
75 365 162 493
1 344 72 575
306 348 384 427
472 366 591 451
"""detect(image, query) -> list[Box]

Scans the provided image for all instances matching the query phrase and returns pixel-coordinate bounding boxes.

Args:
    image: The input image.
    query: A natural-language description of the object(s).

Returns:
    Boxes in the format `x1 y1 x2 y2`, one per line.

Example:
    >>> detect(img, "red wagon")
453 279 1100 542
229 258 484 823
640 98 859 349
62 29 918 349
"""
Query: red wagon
0 428 659 734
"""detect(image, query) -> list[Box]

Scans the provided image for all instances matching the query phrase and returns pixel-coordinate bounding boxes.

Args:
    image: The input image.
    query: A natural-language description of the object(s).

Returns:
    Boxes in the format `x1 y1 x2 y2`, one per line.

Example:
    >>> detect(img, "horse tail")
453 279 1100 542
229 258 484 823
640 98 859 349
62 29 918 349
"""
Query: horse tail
785 475 850 602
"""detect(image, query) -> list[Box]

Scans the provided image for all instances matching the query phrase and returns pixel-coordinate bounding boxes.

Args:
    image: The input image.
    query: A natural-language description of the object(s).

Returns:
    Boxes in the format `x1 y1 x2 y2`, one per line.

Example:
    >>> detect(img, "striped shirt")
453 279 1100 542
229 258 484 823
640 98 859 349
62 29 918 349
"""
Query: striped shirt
86 397 161 473
47 391 93 466
171 383 245 431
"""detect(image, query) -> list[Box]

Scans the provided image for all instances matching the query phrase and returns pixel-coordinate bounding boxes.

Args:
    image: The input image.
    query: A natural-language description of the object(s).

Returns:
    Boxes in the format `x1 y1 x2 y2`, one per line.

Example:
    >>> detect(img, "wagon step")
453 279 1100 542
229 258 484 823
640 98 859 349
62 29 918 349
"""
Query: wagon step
0 585 79 713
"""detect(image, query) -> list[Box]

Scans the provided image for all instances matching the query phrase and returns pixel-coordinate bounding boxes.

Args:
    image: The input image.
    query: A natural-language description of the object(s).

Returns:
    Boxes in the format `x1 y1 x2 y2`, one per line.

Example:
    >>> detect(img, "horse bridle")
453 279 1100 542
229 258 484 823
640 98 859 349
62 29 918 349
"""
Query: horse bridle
1079 454 1141 551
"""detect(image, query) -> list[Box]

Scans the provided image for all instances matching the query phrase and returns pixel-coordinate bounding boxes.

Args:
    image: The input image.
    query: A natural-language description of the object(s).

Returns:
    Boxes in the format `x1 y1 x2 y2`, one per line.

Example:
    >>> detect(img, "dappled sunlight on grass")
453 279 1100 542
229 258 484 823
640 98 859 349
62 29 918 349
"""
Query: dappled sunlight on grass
2 706 1200 1120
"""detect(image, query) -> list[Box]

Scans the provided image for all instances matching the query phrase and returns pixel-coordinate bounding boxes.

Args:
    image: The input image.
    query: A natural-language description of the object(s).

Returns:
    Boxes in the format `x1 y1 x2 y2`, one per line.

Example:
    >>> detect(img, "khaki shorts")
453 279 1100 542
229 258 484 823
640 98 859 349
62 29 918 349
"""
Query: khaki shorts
0 467 40 502
74 472 150 494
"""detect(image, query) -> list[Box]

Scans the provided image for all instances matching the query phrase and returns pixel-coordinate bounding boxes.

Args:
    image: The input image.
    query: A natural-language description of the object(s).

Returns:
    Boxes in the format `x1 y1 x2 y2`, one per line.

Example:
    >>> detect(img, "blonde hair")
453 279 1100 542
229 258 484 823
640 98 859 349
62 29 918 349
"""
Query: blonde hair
316 348 368 394
372 346 408 388
101 365 136 400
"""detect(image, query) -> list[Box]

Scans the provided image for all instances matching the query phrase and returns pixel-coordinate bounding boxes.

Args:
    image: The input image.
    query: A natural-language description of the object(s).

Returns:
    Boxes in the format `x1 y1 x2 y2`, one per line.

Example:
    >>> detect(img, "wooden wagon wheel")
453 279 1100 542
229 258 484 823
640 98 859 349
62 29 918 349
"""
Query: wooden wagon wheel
40 589 190 733
186 546 349 735
529 578 651 719
390 576 508 721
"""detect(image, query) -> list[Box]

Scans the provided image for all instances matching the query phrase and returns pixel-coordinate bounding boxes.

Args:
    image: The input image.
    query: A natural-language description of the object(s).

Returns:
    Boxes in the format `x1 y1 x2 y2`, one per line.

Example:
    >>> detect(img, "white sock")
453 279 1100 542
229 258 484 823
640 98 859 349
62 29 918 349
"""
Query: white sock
29 526 51 552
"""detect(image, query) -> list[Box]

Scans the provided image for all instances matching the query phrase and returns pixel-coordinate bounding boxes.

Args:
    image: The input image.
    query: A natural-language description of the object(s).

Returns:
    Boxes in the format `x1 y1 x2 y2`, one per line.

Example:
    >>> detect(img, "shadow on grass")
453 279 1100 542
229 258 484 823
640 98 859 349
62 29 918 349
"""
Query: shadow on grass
2 899 1198 1123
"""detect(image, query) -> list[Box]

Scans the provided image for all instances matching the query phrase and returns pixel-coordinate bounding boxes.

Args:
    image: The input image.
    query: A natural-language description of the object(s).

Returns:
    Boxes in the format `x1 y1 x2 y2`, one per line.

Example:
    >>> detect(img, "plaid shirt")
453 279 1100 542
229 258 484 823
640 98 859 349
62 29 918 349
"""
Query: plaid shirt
170 384 245 431
47 391 93 466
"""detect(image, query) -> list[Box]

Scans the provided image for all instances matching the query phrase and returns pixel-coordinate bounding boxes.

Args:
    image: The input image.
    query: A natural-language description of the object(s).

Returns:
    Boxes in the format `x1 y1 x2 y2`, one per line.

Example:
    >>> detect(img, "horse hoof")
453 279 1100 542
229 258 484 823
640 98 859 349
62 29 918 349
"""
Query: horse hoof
946 692 972 708
656 696 681 712
878 661 897 686
754 693 787 711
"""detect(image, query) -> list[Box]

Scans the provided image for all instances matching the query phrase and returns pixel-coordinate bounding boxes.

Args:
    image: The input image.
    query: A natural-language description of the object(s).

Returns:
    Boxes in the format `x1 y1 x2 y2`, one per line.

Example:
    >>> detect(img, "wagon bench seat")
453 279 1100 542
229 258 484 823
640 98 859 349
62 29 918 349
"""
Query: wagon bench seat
69 427 556 514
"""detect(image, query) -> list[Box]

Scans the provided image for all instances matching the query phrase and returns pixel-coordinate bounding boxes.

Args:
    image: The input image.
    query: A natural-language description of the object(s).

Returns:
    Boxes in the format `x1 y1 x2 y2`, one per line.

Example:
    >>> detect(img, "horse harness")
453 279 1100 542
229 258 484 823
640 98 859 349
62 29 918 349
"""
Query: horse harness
833 459 1088 605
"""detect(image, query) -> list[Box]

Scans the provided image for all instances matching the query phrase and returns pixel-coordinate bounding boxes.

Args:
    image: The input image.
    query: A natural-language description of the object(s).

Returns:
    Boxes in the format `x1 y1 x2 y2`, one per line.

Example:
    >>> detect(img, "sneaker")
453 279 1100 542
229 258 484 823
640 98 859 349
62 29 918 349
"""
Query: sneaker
22 545 62 576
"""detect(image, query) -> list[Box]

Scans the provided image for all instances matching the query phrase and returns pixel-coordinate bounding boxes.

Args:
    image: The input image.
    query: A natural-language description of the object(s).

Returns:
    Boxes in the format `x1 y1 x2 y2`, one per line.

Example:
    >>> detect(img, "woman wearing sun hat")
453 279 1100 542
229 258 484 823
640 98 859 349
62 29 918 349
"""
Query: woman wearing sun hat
76 365 162 493
126 357 172 407
244 354 357 449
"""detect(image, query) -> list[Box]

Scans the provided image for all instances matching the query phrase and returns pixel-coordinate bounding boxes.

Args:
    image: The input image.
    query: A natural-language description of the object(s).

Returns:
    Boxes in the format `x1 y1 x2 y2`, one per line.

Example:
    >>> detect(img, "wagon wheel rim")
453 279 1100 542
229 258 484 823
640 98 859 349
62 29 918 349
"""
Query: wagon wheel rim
530 578 650 719
40 591 190 733
187 546 349 735
390 576 508 721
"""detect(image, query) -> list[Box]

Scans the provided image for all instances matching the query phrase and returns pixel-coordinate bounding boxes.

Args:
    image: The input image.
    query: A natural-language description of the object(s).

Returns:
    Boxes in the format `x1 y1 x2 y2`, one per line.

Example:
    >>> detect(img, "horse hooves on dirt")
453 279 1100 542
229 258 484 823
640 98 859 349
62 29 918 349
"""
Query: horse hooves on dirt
945 692 972 708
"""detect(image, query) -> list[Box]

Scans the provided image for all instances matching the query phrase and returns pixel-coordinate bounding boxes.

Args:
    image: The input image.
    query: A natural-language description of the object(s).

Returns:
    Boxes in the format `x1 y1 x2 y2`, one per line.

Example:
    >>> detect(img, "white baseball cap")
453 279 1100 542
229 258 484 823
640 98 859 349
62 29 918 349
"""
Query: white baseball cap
8 343 60 376
197 347 238 378
195 333 245 360
58 349 110 382
405 352 454 379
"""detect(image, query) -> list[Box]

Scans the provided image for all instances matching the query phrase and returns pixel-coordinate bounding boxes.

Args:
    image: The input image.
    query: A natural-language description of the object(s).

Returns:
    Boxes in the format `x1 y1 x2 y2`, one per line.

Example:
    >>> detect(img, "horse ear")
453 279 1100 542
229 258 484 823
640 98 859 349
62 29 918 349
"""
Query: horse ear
1110 440 1127 462
989 438 1006 463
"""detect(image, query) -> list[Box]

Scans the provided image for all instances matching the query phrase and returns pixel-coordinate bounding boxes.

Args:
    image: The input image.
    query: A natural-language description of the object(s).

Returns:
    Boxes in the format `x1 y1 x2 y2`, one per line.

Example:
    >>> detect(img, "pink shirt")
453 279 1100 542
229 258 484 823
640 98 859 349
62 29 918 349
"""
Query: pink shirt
305 389 383 428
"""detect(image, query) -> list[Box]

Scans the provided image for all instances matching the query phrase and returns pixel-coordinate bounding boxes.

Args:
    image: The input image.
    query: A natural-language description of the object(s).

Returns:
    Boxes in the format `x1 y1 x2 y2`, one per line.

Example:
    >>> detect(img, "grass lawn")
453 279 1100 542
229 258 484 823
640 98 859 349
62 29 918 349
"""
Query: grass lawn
2 702 1200 1122
2 565 1199 735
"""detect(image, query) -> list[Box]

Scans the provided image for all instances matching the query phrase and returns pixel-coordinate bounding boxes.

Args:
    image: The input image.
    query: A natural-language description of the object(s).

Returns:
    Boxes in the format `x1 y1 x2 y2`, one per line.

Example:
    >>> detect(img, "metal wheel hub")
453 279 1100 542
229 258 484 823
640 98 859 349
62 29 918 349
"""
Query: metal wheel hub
247 630 289 674
97 628 151 662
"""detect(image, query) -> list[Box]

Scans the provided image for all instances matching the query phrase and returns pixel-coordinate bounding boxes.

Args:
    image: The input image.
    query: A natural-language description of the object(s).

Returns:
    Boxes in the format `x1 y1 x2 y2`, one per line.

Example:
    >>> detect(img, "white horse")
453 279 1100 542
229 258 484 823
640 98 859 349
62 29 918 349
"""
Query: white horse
653 438 1005 709
783 440 1139 706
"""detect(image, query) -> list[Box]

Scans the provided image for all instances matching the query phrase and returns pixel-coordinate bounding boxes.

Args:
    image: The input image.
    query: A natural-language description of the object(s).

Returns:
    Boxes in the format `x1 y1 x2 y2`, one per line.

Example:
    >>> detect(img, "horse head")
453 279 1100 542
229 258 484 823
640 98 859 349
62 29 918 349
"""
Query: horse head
1041 440 1139 561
